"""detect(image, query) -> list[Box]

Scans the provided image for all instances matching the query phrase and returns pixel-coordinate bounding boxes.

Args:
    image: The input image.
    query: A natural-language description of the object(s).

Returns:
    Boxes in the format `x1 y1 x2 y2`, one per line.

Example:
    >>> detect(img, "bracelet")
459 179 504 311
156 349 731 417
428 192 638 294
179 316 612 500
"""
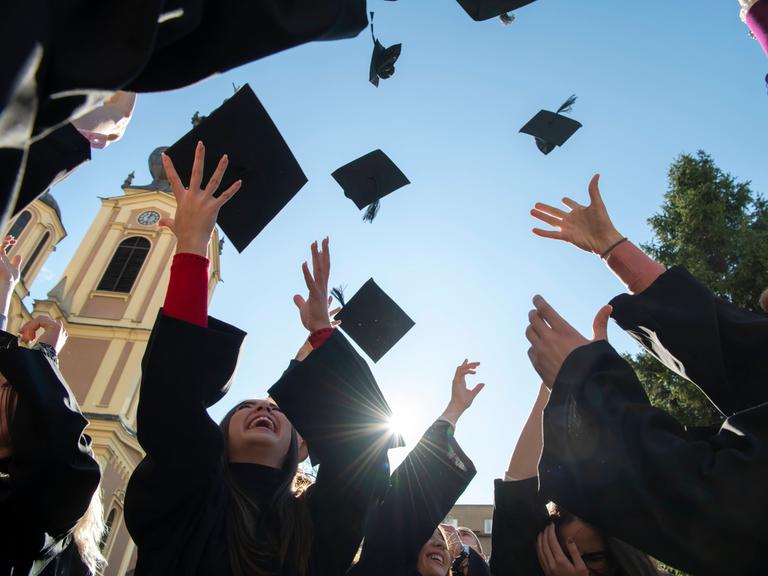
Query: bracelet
600 237 628 259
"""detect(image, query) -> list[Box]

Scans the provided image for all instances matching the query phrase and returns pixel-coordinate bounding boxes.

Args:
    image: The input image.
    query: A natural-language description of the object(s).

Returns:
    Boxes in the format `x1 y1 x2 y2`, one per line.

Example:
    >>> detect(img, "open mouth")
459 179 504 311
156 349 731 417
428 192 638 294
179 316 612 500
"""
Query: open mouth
245 414 277 433
427 553 445 567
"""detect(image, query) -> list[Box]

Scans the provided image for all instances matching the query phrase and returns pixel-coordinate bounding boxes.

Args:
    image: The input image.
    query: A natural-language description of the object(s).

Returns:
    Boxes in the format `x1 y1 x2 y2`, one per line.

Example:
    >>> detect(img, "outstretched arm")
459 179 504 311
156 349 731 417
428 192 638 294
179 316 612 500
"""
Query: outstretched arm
506 383 550 481
530 174 665 295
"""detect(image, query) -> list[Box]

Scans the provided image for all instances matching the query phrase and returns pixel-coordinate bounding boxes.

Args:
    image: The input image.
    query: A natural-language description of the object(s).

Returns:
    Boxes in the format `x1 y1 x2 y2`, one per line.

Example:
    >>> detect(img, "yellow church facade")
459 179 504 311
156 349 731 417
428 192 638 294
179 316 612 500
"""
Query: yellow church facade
3 150 222 575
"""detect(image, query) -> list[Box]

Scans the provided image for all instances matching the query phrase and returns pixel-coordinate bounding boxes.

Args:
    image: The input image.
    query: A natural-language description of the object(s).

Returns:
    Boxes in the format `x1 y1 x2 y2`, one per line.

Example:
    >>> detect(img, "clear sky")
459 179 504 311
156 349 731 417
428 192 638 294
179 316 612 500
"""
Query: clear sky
28 0 768 503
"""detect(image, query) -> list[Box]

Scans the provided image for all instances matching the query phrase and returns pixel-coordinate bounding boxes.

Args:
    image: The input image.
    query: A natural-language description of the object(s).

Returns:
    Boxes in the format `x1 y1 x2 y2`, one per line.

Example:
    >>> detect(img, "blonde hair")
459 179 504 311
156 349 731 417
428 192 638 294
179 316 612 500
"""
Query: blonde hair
73 482 107 574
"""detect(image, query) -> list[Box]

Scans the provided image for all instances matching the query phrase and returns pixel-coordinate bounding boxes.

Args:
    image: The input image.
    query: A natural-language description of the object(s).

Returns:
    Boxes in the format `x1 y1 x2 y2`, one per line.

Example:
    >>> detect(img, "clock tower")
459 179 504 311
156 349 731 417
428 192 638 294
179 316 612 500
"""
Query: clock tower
14 147 222 575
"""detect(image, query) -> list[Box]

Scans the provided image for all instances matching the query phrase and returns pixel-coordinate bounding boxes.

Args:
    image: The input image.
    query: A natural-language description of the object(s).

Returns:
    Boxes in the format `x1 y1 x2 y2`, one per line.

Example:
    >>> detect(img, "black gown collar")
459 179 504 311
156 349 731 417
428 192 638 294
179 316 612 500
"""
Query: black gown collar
228 462 284 503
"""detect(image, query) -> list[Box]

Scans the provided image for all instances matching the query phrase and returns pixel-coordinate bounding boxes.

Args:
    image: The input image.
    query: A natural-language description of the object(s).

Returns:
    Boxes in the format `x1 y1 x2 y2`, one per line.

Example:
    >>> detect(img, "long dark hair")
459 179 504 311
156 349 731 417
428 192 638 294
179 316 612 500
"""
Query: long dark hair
548 504 660 576
219 403 315 576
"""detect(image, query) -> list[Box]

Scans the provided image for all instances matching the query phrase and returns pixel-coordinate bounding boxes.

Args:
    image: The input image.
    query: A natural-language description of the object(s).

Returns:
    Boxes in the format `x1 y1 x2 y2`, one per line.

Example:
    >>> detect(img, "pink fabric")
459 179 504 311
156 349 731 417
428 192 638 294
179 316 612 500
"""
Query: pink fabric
747 0 768 55
71 91 137 149
605 241 666 295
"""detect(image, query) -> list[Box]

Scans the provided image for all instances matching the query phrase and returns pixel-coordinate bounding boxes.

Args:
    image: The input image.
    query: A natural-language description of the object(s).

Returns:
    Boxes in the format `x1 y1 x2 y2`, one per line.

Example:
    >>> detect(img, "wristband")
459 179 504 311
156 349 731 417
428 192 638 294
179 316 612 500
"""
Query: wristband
600 237 628 260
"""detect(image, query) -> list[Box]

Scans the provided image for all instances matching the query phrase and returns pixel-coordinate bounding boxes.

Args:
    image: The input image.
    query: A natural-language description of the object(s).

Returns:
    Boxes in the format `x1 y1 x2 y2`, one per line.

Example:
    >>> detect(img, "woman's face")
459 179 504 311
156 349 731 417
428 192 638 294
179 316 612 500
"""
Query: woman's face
416 529 452 576
227 399 294 468
557 519 612 576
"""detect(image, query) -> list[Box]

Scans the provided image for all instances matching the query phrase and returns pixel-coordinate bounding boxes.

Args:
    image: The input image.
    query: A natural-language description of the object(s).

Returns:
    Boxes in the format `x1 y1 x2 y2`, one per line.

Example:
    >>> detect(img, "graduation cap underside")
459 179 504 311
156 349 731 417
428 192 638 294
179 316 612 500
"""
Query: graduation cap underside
369 12 401 87
519 111 581 155
331 149 409 222
165 84 307 252
456 0 539 20
335 278 415 362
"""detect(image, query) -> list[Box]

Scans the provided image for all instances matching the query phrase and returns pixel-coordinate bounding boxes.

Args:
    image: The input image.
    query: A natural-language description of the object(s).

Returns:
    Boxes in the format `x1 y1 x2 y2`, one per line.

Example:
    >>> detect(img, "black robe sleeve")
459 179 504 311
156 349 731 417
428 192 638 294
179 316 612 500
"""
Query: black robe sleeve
268 330 402 575
0 331 100 573
124 312 246 546
538 340 768 576
609 266 768 416
489 478 549 576
350 420 477 576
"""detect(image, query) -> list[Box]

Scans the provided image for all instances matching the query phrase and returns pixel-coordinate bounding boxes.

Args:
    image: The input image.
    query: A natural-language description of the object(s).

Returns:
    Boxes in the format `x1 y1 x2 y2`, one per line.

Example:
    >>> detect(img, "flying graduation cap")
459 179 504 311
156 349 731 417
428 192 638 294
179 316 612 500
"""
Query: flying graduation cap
456 0 538 20
332 149 410 222
332 279 415 362
369 12 402 87
165 84 307 252
519 95 582 155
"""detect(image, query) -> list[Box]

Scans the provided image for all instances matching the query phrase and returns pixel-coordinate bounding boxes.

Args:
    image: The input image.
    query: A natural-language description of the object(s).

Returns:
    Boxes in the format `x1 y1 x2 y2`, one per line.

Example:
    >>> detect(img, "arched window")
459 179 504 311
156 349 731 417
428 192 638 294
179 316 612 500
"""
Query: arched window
99 508 117 551
8 210 31 239
20 231 50 280
97 237 151 293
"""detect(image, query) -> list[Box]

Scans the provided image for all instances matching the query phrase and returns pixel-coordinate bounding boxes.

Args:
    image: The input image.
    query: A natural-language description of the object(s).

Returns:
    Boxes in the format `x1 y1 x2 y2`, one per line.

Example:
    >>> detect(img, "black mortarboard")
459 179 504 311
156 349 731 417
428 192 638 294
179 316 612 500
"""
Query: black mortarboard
165 84 307 252
334 279 415 362
369 12 402 87
331 149 409 222
456 0 538 21
519 95 582 155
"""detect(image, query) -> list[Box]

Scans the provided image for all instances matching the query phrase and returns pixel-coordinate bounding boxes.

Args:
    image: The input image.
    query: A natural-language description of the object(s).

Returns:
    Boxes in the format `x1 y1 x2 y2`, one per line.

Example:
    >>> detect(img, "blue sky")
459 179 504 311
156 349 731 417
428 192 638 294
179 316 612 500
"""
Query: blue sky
29 0 768 503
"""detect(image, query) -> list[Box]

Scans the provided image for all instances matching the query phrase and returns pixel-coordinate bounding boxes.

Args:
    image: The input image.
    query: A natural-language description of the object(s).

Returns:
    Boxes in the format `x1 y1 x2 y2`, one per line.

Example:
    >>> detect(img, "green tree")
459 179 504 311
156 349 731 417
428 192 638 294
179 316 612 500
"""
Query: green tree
625 151 768 427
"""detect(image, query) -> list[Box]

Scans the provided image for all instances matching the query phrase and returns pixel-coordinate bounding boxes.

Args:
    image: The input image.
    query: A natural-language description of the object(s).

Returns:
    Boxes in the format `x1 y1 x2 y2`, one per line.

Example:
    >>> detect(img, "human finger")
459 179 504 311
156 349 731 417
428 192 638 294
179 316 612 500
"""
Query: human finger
157 217 176 232
213 179 241 207
537 530 556 572
329 306 342 318
533 295 570 331
469 382 485 399
189 141 205 192
561 197 584 211
534 202 569 219
301 261 318 296
525 324 541 346
204 154 229 196
587 173 602 206
310 241 321 285
530 209 563 228
321 237 330 287
592 304 613 341
565 538 587 571
293 294 307 311
10 254 22 269
161 153 185 198
546 524 569 564
528 309 549 338
532 228 564 240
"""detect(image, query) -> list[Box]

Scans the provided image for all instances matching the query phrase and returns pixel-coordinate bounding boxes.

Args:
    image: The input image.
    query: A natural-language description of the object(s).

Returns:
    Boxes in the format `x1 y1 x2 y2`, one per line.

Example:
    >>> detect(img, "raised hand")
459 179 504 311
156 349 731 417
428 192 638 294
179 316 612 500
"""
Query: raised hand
294 297 341 361
19 316 68 354
536 525 589 576
531 174 624 256
159 141 242 256
293 238 332 334
0 236 22 286
525 296 612 390
441 359 485 427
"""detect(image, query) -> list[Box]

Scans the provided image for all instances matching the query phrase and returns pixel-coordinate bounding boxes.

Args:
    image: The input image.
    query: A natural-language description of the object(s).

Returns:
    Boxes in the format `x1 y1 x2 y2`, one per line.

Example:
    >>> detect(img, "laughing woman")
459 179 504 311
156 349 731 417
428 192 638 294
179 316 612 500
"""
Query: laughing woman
124 143 399 576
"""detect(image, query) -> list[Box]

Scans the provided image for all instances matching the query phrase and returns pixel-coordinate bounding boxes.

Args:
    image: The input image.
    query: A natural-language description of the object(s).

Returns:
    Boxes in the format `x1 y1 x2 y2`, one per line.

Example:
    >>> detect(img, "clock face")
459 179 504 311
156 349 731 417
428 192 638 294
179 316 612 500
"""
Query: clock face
137 210 160 226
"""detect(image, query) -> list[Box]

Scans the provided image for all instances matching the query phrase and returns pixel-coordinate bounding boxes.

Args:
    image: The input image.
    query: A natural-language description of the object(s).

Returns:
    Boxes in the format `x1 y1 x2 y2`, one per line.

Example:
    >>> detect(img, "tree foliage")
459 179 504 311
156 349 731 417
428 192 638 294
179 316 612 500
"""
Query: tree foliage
627 151 768 427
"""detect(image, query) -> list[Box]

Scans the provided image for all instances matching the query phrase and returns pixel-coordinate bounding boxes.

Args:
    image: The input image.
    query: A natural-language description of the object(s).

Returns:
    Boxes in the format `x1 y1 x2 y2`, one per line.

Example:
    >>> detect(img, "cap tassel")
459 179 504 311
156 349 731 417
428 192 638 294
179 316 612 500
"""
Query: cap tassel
556 94 578 115
331 286 346 306
370 11 376 43
363 199 380 223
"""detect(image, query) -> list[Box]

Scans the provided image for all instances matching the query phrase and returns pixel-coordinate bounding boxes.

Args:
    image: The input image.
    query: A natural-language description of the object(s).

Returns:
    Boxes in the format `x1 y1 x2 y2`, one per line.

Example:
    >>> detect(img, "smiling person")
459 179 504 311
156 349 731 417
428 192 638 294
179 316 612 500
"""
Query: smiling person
0 236 104 575
124 142 399 576
523 293 768 575
350 360 484 576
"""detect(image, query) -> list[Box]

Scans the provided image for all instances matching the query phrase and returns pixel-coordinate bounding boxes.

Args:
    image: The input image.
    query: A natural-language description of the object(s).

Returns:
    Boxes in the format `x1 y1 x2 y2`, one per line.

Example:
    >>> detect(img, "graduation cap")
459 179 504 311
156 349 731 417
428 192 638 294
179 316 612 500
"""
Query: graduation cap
456 0 538 21
331 149 409 222
519 95 582 155
333 279 415 362
165 84 307 252
369 12 402 87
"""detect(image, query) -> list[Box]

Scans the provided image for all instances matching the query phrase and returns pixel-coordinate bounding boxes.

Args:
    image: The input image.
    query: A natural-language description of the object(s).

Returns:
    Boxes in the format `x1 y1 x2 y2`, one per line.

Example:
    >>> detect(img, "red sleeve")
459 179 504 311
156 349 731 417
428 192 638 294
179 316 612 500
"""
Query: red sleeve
163 253 210 327
308 327 334 349
605 241 666 295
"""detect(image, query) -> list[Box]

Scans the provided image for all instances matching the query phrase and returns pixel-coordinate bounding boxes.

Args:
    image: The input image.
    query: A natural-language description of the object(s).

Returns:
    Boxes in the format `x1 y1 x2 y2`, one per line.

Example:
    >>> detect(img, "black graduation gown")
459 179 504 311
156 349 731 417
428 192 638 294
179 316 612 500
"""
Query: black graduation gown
0 331 101 576
451 547 491 576
538 339 768 576
489 478 549 576
350 420 477 576
2 0 367 223
124 313 398 576
609 266 768 417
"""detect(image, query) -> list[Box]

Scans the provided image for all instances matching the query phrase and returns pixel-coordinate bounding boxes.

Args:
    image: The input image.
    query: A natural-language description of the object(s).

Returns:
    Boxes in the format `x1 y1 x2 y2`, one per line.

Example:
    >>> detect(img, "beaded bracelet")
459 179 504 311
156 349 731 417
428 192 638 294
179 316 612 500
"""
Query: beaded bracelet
600 237 628 260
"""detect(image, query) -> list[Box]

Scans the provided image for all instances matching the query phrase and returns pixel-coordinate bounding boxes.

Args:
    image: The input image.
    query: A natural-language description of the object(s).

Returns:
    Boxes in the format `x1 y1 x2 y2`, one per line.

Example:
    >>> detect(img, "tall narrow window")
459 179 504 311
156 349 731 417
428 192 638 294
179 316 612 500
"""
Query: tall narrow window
97 237 151 293
99 508 117 551
8 210 31 239
20 231 50 280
